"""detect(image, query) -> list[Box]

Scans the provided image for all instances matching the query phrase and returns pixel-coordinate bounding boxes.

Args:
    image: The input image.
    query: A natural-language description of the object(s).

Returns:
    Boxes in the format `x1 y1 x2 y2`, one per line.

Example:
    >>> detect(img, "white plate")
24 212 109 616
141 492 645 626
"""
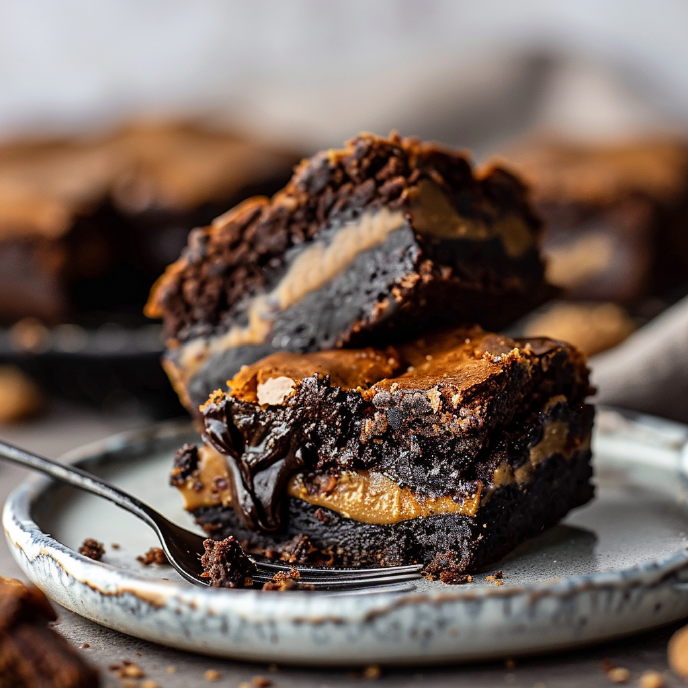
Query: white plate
5 407 688 665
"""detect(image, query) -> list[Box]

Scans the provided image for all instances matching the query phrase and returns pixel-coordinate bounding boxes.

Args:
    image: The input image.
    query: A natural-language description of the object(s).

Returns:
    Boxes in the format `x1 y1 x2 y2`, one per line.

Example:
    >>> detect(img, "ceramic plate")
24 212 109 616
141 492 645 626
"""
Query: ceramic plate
5 407 688 665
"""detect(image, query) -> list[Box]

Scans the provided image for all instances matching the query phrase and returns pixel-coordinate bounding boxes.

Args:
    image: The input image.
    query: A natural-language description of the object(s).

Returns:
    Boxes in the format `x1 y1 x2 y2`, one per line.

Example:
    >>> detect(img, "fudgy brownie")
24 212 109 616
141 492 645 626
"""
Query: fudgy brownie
0 121 296 324
147 132 551 416
504 136 688 303
0 576 99 687
173 327 594 577
200 537 256 588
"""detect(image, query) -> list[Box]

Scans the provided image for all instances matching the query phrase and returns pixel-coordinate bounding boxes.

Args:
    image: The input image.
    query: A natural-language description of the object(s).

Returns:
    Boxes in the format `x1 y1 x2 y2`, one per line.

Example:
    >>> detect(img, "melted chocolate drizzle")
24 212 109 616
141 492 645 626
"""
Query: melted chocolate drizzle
204 408 306 531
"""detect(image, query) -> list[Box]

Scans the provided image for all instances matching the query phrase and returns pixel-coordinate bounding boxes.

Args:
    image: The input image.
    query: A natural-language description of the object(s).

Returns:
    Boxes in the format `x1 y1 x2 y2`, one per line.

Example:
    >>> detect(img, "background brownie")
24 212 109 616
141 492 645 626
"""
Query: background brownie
505 136 688 304
0 120 297 325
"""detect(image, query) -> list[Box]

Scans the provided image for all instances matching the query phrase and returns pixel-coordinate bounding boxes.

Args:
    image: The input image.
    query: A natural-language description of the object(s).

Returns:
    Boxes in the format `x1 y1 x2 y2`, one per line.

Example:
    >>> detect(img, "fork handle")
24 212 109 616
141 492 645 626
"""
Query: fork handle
0 439 159 530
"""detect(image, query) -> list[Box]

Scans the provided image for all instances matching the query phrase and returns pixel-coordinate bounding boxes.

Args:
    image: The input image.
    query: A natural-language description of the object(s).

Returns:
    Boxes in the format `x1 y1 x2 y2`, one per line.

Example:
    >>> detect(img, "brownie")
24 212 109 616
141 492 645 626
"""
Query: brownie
0 576 99 688
200 537 256 588
504 136 688 304
174 327 594 576
146 131 551 415
0 121 297 325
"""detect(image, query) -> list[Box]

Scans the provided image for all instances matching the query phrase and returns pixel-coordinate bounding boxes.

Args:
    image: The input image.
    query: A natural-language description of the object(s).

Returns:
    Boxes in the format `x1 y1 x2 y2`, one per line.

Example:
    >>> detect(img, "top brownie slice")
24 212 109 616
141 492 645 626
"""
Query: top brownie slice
147 132 551 414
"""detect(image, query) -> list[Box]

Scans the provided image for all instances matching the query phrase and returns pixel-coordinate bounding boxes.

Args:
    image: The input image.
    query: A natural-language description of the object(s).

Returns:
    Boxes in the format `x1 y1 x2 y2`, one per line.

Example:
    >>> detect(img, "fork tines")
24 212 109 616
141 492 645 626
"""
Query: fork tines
251 560 423 589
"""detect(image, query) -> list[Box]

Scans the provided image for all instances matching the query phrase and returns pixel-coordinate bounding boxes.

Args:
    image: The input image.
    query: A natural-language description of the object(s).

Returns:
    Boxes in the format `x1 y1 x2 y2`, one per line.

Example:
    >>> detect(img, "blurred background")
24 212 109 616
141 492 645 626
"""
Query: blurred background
2 0 688 430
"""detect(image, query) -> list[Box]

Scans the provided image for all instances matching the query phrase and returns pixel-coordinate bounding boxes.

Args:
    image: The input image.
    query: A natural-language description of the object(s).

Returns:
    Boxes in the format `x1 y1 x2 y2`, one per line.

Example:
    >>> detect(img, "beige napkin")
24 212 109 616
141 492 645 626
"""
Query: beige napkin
591 296 688 423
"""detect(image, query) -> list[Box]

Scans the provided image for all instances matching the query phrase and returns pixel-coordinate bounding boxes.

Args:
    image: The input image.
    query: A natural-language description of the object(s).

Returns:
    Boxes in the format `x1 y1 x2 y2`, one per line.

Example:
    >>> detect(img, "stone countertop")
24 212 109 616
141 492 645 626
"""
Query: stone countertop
0 400 684 688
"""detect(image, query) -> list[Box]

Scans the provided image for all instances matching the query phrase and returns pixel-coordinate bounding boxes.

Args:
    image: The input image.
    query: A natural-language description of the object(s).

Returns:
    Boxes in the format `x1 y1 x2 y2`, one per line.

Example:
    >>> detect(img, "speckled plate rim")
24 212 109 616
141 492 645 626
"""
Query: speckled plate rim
5 407 688 665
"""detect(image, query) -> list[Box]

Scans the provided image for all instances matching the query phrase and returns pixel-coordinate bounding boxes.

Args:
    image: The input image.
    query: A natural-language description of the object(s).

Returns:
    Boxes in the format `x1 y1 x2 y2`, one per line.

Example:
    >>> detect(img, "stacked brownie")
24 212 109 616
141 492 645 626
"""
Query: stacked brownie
152 132 595 579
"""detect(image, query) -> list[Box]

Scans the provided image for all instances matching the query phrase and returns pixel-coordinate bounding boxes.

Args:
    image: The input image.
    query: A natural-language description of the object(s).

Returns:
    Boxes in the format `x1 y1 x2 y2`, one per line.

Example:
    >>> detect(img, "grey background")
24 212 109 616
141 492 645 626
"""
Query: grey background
1 0 687 154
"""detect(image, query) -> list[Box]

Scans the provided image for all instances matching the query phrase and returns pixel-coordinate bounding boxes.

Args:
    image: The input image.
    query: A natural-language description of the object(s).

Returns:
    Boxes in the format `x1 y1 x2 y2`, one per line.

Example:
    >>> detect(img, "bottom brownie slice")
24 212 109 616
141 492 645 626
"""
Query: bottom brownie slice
172 326 595 578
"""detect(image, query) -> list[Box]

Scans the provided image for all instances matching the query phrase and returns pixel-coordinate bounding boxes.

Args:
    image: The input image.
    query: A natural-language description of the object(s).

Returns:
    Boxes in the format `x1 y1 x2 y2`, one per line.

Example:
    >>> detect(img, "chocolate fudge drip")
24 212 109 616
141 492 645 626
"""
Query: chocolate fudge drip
204 404 307 531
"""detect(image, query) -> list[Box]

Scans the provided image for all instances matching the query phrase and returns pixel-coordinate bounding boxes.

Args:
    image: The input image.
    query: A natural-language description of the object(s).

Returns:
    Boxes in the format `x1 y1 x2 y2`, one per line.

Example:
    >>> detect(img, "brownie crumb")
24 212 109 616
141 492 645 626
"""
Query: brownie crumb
668 624 688 679
349 664 383 680
439 572 473 585
363 665 382 680
137 547 170 566
82 642 90 648
111 543 120 549
262 567 306 592
120 663 145 678
252 676 272 687
279 534 318 563
201 537 256 588
486 571 504 585
79 538 105 561
262 533 334 566
607 667 631 684
639 671 665 688
0 364 43 423
204 669 221 682
170 443 201 486
602 659 631 684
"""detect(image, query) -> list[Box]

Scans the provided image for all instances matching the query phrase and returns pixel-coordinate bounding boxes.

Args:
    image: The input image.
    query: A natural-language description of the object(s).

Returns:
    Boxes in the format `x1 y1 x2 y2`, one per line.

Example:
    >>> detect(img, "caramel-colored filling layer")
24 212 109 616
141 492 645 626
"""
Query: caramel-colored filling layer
176 444 482 524
177 443 232 511
176 415 588 526
172 181 536 402
175 207 406 389
287 471 482 525
407 179 535 258
489 421 590 492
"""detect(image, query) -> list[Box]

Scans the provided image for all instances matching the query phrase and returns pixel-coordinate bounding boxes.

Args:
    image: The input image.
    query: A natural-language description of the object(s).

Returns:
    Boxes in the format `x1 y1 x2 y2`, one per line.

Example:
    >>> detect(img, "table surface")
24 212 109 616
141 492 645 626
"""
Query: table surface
0 400 685 688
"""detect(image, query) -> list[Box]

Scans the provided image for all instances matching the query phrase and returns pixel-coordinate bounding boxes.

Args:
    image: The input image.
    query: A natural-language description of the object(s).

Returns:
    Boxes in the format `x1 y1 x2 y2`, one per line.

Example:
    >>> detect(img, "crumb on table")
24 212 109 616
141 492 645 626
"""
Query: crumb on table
0 364 43 423
601 659 631 684
669 623 688 678
137 547 170 566
639 670 665 688
252 677 272 687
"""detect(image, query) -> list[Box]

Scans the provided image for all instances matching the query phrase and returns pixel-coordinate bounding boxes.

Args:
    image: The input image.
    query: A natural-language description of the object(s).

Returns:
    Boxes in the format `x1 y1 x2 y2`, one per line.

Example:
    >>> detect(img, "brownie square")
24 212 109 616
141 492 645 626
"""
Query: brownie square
173 327 593 577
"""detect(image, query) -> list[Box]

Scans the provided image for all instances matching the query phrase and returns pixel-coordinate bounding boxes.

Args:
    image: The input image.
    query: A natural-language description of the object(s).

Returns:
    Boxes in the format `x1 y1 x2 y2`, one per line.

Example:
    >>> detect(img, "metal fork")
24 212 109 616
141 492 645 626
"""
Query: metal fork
0 440 422 591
